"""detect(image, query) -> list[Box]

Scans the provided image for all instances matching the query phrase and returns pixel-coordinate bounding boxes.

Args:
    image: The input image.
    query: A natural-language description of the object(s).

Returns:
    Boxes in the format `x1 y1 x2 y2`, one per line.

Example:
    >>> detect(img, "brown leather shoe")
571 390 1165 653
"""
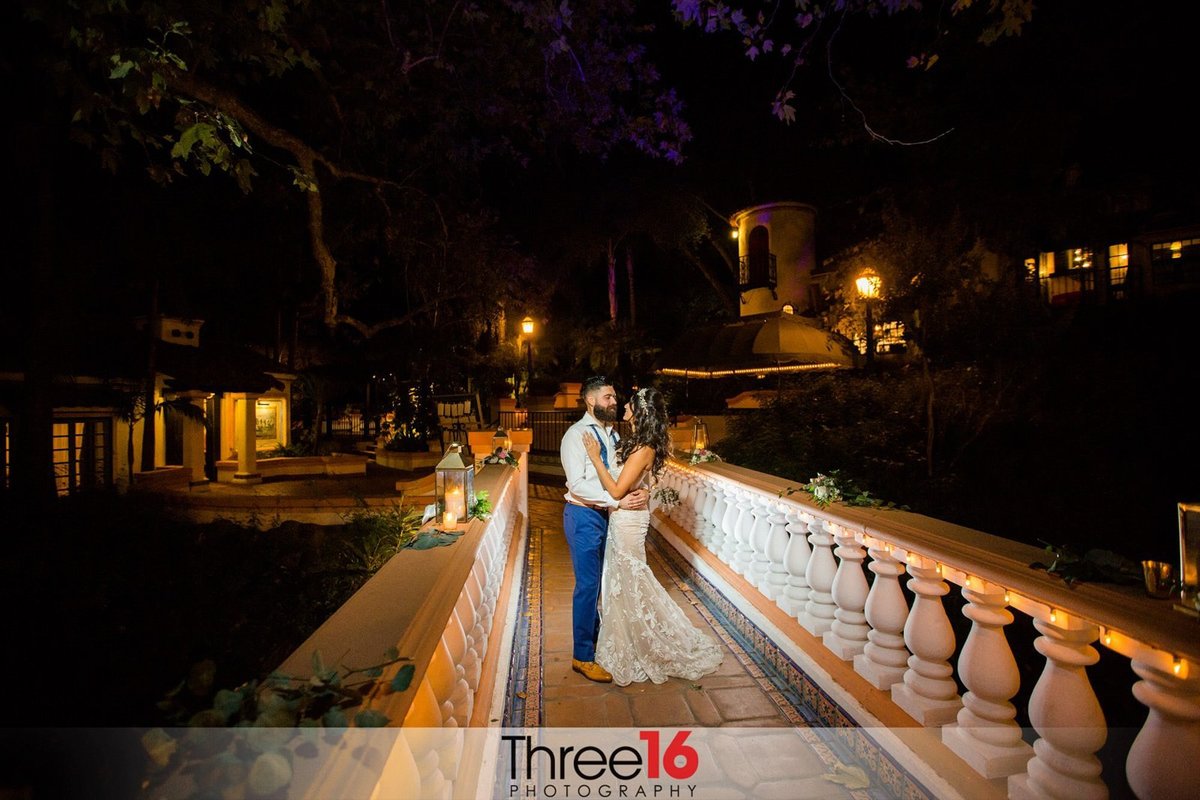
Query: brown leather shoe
571 659 613 683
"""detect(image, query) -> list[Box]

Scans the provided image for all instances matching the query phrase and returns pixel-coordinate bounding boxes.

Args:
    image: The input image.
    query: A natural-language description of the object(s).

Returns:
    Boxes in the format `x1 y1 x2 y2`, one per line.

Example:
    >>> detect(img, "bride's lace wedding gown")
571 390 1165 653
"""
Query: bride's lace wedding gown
594 465 723 686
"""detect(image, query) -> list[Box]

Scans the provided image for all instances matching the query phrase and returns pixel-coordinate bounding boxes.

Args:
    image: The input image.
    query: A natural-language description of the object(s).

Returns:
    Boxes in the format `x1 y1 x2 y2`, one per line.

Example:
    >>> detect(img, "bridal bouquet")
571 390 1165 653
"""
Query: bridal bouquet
690 449 721 465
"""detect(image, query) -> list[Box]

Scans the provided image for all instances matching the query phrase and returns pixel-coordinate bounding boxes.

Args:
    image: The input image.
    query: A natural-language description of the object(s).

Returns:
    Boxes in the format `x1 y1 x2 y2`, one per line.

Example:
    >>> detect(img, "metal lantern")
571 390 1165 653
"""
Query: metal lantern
691 417 709 453
436 443 474 523
491 426 512 454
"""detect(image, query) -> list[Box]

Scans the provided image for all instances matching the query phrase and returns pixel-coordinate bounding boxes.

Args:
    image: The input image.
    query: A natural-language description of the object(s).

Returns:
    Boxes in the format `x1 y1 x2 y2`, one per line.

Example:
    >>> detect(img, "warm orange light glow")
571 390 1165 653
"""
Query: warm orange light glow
731 228 740 240
521 316 535 335
1174 658 1184 675
1050 609 1058 623
1004 591 1011 604
1171 241 1183 259
855 268 882 300
658 363 846 378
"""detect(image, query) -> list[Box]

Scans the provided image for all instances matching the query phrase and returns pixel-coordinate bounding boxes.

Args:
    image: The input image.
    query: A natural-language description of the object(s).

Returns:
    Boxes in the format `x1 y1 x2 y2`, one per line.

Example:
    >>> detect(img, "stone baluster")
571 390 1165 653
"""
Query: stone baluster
403 677 452 798
1008 618 1106 800
689 473 707 531
800 517 838 636
1125 658 1200 800
943 579 1033 778
892 559 962 726
762 501 790 602
748 495 773 591
678 472 698 527
440 615 473 727
853 540 909 689
777 506 811 619
454 590 481 692
822 524 869 660
699 479 720 550
705 482 724 556
729 491 755 576
717 485 741 565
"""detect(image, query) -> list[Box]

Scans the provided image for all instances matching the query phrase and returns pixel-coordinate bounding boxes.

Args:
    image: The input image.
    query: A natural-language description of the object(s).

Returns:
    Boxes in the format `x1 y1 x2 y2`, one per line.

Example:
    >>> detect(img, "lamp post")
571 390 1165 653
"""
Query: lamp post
521 316 535 404
855 268 882 369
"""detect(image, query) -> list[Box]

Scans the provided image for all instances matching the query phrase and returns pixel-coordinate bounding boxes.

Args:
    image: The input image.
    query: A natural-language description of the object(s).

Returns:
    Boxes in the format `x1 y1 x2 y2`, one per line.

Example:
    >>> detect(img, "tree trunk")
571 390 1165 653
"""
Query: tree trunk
140 278 160 474
923 355 936 478
607 238 618 323
626 247 637 328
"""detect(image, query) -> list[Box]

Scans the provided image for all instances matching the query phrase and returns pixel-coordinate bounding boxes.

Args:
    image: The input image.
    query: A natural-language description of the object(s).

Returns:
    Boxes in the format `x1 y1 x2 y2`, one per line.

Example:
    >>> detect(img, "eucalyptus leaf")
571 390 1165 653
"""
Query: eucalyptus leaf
322 706 348 728
354 709 390 728
390 664 415 693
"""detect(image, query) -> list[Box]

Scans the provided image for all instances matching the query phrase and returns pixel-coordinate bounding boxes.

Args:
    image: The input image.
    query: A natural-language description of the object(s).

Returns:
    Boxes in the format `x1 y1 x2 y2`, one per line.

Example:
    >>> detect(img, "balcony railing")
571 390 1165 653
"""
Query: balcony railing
738 252 778 292
651 458 1199 799
500 409 630 455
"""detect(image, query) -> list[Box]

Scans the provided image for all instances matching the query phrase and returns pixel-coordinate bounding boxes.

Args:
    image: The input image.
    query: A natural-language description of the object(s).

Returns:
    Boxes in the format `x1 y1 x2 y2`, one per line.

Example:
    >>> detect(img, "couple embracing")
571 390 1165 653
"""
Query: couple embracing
559 376 723 686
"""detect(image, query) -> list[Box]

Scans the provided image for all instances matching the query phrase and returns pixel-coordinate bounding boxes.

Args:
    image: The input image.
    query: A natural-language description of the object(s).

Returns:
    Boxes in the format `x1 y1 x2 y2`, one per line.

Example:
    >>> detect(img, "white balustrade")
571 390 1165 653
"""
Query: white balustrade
748 495 773 592
763 501 790 602
717 485 739 563
731 491 756 575
700 479 721 551
893 558 962 726
655 459 1200 799
800 516 838 636
943 579 1033 778
1125 659 1200 800
853 539 909 689
778 506 811 619
1009 617 1107 800
823 523 870 660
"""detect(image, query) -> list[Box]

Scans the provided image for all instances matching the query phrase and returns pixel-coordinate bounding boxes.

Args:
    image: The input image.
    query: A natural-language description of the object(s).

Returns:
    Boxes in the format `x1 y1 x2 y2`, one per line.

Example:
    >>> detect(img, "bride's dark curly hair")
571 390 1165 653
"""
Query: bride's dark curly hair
616 387 672 480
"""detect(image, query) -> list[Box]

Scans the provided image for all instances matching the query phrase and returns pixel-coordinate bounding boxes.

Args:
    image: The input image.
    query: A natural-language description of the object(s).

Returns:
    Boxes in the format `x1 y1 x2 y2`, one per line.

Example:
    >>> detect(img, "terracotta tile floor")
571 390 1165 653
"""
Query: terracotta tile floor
527 481 792 728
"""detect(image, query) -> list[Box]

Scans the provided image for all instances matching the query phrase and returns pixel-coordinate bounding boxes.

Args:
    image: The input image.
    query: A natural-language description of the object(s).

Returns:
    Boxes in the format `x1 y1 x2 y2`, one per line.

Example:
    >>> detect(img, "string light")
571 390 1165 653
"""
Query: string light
935 563 943 576
1050 609 1058 623
1174 658 1184 676
1004 591 1011 604
1103 631 1112 646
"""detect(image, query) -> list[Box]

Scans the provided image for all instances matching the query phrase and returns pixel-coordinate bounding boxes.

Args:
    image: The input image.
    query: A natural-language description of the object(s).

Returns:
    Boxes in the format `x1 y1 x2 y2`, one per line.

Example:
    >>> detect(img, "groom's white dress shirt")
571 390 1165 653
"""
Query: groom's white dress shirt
561 413 620 509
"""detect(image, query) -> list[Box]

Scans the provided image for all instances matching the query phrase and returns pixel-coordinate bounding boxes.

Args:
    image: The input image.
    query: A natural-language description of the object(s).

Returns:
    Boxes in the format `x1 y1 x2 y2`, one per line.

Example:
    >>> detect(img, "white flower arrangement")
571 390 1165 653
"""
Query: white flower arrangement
689 449 721 465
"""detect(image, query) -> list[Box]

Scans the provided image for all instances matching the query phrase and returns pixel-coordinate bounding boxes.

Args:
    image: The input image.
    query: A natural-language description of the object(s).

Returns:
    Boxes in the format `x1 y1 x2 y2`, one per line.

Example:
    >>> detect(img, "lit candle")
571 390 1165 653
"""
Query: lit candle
443 510 458 528
448 487 463 518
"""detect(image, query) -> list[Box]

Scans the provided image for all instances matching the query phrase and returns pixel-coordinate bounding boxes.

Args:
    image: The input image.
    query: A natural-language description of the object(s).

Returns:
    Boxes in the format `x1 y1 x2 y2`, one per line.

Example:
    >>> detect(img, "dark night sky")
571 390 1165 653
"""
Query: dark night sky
5 1 1197 350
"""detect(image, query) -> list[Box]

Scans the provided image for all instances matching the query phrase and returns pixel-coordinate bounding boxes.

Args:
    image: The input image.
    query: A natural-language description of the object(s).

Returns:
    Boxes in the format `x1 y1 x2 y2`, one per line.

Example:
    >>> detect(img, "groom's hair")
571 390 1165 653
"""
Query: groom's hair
580 375 610 400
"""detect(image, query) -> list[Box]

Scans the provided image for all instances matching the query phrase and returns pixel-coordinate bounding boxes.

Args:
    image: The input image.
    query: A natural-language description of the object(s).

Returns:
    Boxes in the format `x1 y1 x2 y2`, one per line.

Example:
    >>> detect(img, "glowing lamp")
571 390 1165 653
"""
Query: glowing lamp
436 443 474 521
521 316 535 336
491 426 512 453
855 268 882 300
691 418 709 453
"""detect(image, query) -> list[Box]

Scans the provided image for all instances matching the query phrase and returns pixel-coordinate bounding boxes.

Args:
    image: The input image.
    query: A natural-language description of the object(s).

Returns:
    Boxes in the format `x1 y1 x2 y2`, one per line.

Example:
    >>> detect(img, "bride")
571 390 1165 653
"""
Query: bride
581 387 723 686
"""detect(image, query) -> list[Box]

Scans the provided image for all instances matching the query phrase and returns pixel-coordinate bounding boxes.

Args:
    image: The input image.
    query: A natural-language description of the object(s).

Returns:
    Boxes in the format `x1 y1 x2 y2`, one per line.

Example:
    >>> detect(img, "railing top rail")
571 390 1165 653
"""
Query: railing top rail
277 461 523 724
677 458 1200 663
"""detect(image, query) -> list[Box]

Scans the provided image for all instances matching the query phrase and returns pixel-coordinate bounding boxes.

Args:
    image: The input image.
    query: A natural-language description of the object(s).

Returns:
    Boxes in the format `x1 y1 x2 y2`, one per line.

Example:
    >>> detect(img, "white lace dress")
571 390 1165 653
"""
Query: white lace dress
594 465 723 686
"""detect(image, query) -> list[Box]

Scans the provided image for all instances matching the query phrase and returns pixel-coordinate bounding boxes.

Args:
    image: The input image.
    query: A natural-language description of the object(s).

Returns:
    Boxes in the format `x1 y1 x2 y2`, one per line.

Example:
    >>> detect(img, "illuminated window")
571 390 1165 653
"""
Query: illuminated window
1151 237 1200 286
1068 247 1093 271
51 418 112 496
853 321 906 354
1024 258 1037 282
1037 252 1055 278
1108 243 1128 286
1152 238 1199 261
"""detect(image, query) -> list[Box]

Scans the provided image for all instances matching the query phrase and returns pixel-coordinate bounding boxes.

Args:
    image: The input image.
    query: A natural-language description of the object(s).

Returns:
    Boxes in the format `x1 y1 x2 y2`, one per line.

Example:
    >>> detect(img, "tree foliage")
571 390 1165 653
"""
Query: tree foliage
671 0 1033 127
22 0 691 339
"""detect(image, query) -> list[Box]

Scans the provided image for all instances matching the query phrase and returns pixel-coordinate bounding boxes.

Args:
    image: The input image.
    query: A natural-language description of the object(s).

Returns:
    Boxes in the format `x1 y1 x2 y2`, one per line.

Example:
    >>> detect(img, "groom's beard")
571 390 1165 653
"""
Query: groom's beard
592 405 618 423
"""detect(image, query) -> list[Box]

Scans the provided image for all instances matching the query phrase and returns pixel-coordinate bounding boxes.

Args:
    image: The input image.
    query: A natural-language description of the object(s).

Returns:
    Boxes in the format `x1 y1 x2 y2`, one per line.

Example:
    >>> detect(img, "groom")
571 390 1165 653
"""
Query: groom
560 376 648 682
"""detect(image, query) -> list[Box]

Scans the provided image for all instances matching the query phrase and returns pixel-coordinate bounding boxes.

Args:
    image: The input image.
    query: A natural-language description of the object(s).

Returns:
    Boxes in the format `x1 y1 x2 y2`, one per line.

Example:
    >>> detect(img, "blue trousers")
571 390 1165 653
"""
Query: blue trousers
562 503 609 661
